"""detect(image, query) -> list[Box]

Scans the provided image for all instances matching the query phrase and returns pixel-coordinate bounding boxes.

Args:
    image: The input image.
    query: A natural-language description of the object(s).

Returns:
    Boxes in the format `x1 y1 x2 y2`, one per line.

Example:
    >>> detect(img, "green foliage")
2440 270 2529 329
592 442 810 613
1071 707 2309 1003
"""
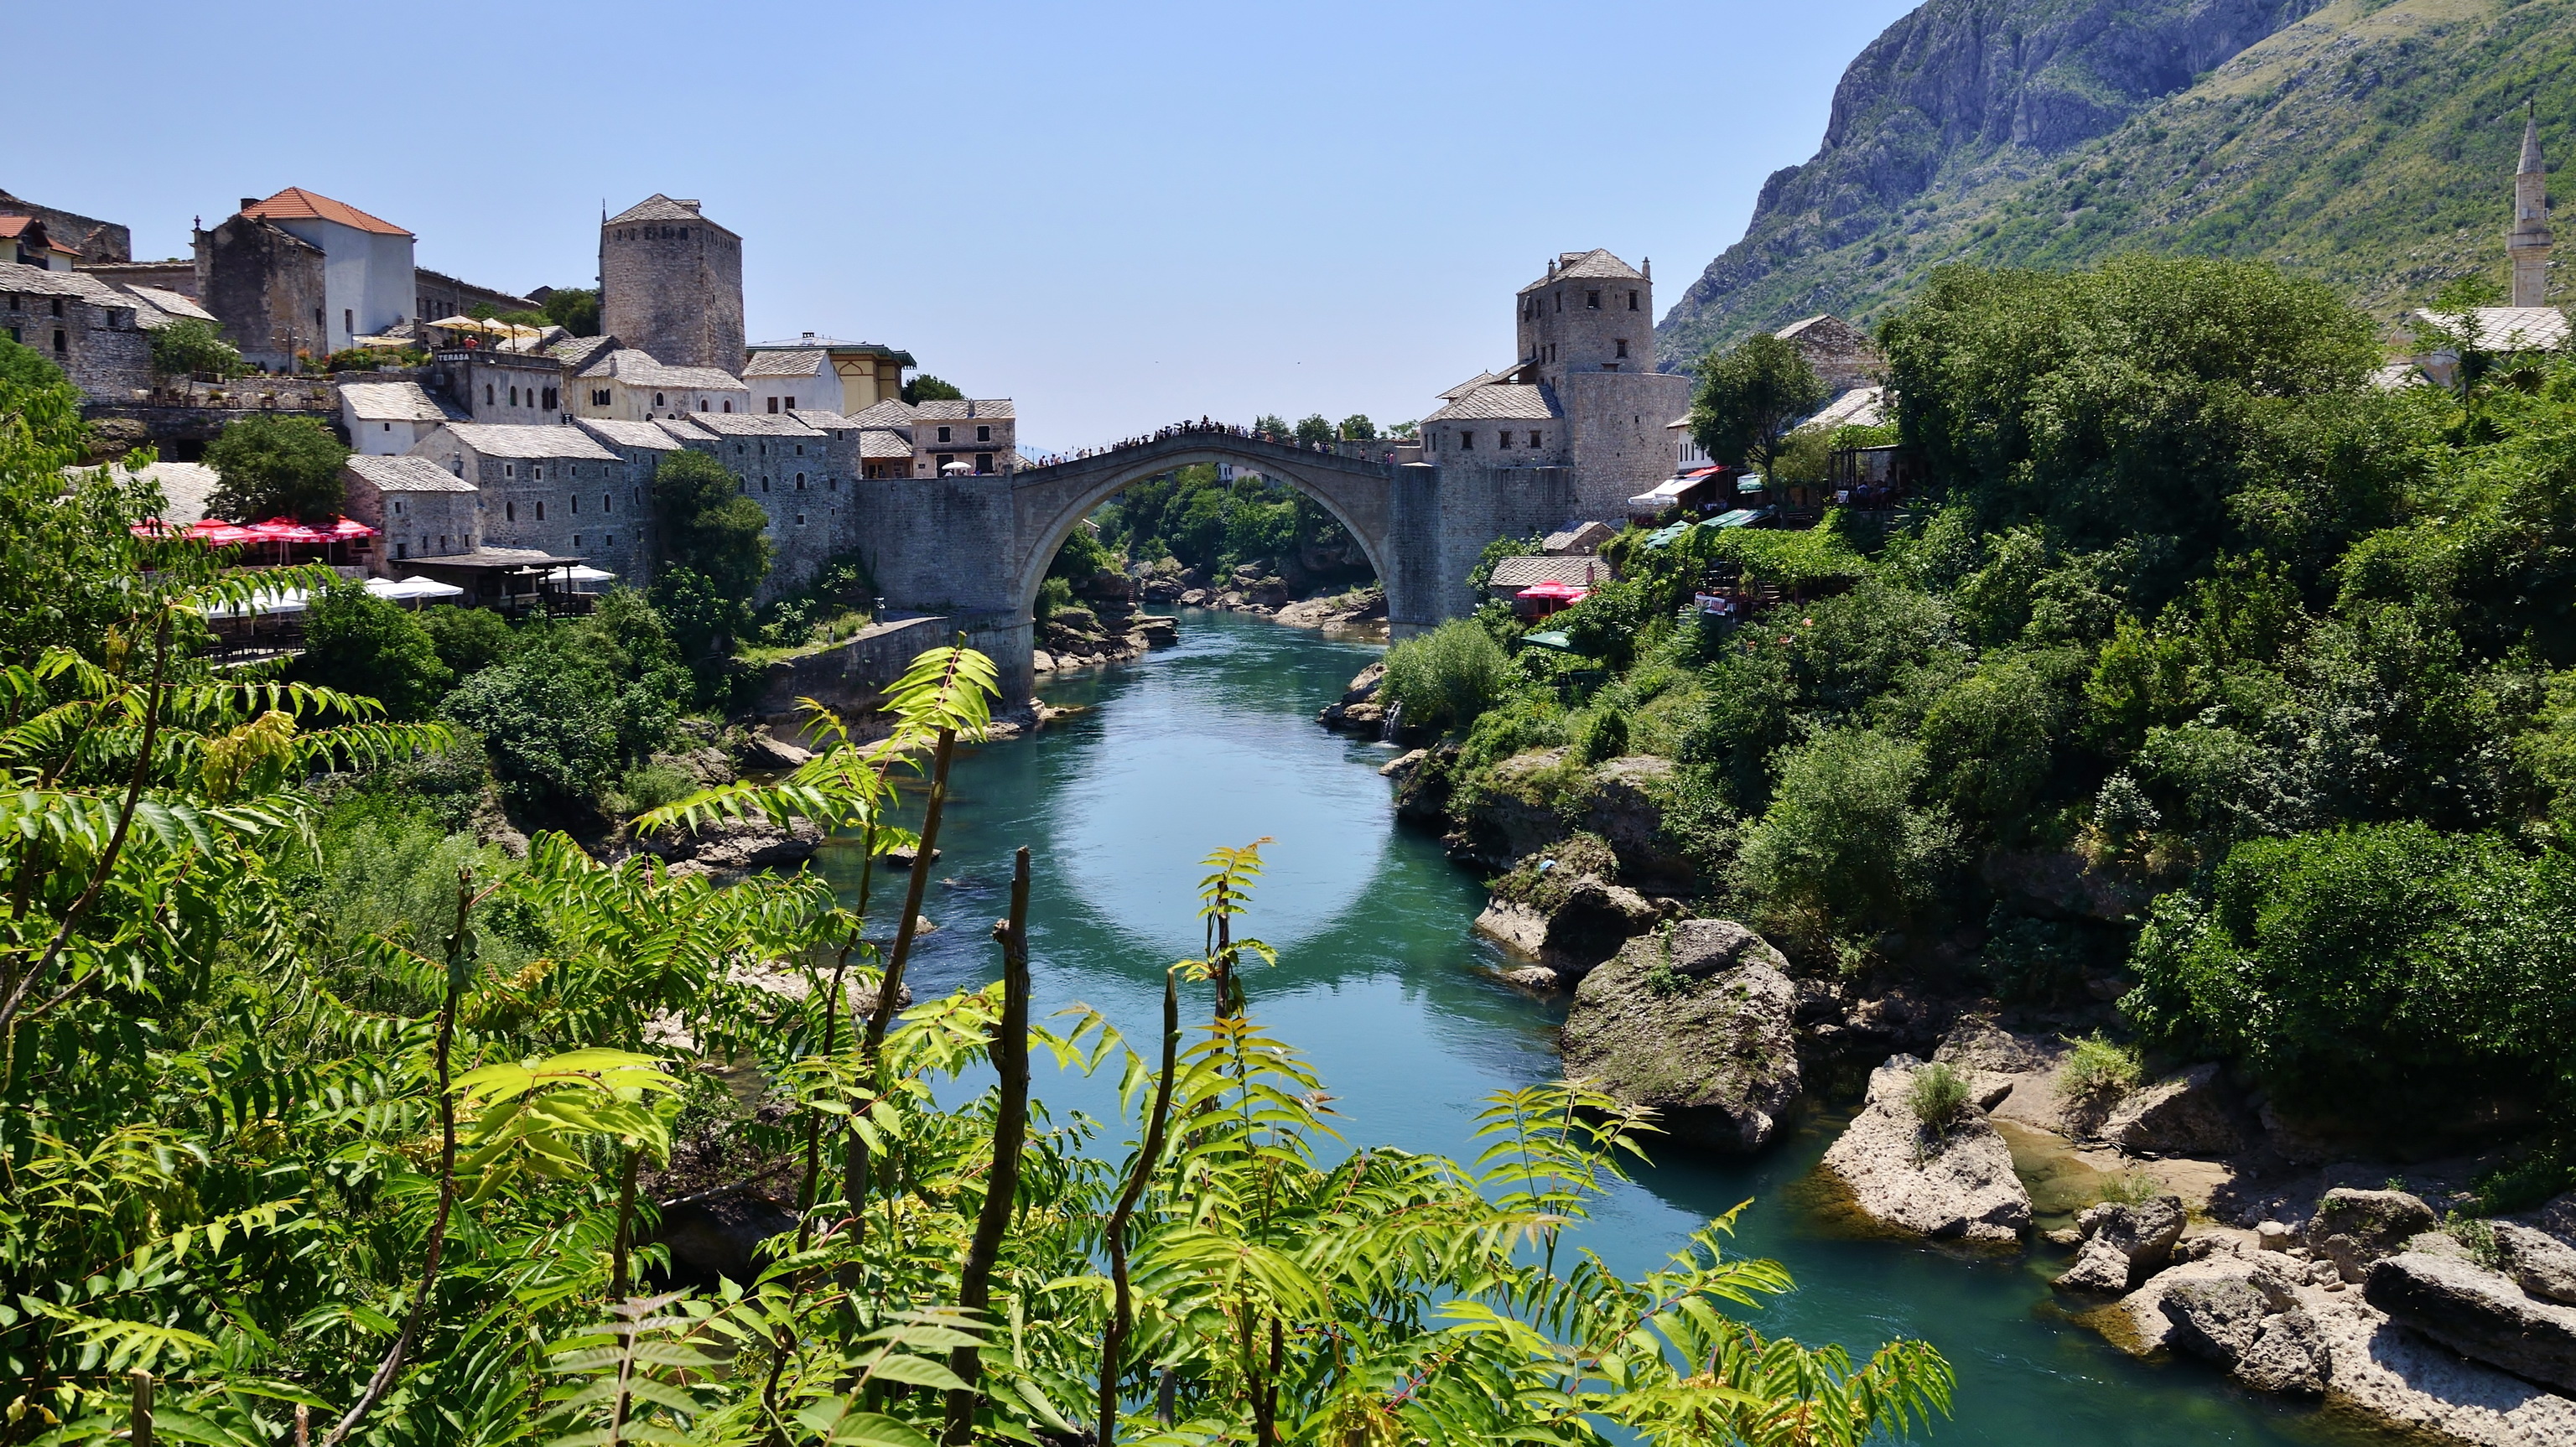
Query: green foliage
1093 461 1369 578
902 374 964 404
1380 620 1509 734
1034 573 1075 623
651 449 771 610
538 285 601 335
2125 823 2576 1123
1294 412 1334 447
2059 1033 2143 1107
1690 331 1830 471
1907 1062 1972 1138
445 658 621 811
1920 658 2064 827
204 412 351 521
291 578 453 719
148 317 246 381
1732 727 1955 952
1571 703 1630 765
1340 413 1377 440
419 601 517 677
1469 531 1544 590
1252 412 1291 439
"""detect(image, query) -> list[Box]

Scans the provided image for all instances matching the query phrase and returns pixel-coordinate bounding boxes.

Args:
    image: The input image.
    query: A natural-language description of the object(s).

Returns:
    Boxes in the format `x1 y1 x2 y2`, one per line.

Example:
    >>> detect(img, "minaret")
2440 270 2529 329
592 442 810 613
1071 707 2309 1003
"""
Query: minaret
2510 105 2552 307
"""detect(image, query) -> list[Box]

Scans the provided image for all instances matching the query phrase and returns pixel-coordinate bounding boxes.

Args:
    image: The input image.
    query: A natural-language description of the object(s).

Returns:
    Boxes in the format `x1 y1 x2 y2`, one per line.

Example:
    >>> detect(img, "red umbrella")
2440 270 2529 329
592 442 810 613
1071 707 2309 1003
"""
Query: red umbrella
322 517 380 539
247 517 331 543
185 520 259 546
1517 579 1590 603
129 519 183 538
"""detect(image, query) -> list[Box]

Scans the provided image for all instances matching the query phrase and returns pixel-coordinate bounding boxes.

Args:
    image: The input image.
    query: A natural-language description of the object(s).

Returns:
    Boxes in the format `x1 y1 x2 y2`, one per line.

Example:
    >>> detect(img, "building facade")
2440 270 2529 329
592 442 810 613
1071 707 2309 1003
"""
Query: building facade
340 381 461 455
600 196 745 373
234 189 415 353
344 454 480 566
743 335 914 413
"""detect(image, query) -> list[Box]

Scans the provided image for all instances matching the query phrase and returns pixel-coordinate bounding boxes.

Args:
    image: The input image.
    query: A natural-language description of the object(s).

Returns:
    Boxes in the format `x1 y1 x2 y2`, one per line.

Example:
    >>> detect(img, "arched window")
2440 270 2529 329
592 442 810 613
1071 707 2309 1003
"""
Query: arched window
535 500 546 520
795 473 806 490
505 500 515 521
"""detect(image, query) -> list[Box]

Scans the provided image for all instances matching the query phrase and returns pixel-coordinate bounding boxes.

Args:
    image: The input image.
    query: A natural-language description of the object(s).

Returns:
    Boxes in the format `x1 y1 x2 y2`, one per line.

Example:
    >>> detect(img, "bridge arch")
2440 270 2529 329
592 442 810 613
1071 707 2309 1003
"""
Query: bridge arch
1004 436 1403 625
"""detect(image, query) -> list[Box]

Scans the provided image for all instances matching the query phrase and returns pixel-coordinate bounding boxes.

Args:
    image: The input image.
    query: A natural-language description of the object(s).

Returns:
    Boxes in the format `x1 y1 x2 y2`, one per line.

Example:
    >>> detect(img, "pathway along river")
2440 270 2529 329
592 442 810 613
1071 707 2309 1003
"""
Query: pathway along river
814 609 2386 1447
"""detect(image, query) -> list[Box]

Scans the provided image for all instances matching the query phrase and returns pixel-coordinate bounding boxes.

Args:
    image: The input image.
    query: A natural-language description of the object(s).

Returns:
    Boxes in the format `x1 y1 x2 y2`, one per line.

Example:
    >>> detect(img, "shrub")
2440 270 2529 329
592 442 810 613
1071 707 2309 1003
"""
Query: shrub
205 413 349 522
291 580 452 719
604 760 697 818
1908 1062 1973 1138
2059 1032 2142 1107
1732 727 1956 951
419 604 516 677
1570 703 1629 765
652 449 771 606
149 318 246 381
1380 619 1509 734
442 661 619 812
1920 658 2064 826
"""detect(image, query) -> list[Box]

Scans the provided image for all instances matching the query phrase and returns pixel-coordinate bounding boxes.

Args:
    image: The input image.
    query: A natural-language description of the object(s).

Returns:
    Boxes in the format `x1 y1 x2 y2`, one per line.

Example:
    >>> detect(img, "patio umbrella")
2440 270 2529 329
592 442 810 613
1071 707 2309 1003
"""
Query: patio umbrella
185 520 258 546
322 517 380 539
1517 579 1590 604
247 518 331 543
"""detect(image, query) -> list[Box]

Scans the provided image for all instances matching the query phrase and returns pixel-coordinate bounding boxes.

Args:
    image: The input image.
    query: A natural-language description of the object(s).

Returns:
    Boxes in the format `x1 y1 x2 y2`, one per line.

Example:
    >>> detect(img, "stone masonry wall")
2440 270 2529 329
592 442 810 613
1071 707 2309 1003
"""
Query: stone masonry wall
1564 371 1692 519
600 218 745 373
195 216 326 371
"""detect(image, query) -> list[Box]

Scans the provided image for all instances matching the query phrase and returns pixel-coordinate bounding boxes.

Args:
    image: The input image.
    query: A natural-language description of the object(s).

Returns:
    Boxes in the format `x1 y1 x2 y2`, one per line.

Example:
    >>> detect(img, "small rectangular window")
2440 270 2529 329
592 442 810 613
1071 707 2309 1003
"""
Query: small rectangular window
344 308 353 335
52 329 65 353
1498 431 1513 449
535 500 546 520
1629 290 1639 310
1615 340 1628 358
1587 290 1600 309
767 397 779 413
977 425 990 442
1458 431 1472 449
1530 431 1542 448
937 426 952 443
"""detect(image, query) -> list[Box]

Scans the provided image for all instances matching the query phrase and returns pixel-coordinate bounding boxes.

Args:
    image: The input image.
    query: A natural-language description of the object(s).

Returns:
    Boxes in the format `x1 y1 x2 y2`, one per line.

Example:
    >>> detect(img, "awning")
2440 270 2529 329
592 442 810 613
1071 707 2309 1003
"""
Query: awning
1517 580 1590 603
366 577 465 604
1627 477 1697 508
1705 508 1769 529
202 587 310 619
1519 630 1576 651
548 565 618 584
1640 521 1694 549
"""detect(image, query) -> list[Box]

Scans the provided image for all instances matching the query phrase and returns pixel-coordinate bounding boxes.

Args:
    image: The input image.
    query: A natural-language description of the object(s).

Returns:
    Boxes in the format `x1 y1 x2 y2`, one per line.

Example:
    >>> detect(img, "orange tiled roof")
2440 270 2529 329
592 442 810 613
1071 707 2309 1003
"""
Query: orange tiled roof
240 187 413 237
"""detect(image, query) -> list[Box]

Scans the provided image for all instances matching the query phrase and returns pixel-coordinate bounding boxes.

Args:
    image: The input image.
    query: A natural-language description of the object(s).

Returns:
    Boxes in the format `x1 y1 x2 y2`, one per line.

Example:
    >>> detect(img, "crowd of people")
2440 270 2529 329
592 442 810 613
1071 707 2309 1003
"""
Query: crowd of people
1020 418 1407 470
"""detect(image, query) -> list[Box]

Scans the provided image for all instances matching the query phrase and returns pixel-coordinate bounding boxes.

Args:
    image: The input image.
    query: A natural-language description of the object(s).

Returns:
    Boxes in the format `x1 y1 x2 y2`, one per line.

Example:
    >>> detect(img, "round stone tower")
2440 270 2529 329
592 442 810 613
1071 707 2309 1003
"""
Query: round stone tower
600 194 745 372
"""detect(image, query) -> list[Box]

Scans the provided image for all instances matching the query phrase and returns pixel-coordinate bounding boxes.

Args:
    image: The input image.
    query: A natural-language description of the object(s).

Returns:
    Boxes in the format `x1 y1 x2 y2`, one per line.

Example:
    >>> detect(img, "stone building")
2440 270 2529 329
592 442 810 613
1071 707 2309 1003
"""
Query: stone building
413 267 537 326
676 411 860 595
0 188 131 263
225 189 415 355
410 423 641 576
1774 314 1881 395
1424 248 1690 519
343 454 480 567
427 345 567 424
341 380 462 455
2511 106 2553 308
3 217 80 270
600 196 744 373
190 212 325 371
569 343 749 422
911 398 1016 475
743 334 914 413
0 261 158 401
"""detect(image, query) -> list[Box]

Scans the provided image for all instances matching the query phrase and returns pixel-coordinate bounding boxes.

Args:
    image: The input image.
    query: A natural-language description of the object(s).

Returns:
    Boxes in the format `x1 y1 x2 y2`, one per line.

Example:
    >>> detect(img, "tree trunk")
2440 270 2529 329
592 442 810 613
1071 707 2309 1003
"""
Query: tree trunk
943 847 1031 1445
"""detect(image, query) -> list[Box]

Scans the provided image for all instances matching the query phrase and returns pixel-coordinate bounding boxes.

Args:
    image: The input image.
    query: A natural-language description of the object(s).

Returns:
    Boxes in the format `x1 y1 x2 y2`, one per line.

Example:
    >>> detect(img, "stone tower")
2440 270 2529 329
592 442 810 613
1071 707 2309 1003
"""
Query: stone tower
2511 106 2553 308
600 195 745 372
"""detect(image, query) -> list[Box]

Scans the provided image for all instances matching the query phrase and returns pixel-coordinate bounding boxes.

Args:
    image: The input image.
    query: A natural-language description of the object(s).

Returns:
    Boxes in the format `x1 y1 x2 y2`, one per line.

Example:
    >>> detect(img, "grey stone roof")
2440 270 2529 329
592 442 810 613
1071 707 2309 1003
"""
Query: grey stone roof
341 381 455 423
548 334 621 371
911 398 1014 420
859 429 913 459
1438 370 1502 401
123 285 213 323
346 454 475 493
1795 386 1886 433
788 409 854 430
586 348 748 391
77 461 221 523
1519 248 1644 293
655 417 716 442
1542 521 1615 554
1424 384 1560 423
576 418 683 450
687 412 825 438
847 399 917 428
605 194 736 236
441 423 621 461
1487 555 1610 591
742 349 826 377
0 260 137 308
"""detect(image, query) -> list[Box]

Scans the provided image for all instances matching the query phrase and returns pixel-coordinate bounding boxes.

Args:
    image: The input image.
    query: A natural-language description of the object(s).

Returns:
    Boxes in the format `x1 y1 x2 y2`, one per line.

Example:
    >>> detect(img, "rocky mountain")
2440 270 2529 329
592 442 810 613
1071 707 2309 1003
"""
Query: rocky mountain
1659 0 2576 361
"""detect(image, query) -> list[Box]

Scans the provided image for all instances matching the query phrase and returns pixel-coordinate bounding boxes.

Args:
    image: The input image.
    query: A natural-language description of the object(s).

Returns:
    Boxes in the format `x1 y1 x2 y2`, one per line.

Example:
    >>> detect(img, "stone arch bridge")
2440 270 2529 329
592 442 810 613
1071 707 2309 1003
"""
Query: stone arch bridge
858 428 1576 702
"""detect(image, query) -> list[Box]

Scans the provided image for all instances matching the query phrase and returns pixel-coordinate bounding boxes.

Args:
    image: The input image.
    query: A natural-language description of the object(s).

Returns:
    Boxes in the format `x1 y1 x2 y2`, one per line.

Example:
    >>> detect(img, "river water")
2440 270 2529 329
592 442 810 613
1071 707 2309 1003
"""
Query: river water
818 608 2382 1447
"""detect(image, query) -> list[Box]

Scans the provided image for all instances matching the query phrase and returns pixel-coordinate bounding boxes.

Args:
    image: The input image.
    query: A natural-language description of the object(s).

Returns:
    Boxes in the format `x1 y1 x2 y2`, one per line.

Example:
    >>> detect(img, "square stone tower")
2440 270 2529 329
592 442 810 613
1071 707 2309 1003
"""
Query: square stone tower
600 195 745 374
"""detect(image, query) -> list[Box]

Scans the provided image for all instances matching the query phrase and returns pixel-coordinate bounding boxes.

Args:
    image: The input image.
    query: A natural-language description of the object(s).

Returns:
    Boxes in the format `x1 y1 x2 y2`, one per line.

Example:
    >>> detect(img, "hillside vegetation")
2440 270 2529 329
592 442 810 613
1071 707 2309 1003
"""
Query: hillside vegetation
1661 0 2576 358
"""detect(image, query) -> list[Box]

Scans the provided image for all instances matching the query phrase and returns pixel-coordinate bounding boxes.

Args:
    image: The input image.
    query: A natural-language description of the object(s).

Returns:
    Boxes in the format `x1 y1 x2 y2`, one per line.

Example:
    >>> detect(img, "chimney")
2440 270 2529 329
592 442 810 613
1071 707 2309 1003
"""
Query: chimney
239 198 259 213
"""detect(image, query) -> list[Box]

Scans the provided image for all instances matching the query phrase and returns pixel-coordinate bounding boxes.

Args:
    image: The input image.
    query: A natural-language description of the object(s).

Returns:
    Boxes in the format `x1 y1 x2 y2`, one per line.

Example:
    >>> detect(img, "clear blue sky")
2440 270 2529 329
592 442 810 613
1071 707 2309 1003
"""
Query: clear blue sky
15 1 1916 449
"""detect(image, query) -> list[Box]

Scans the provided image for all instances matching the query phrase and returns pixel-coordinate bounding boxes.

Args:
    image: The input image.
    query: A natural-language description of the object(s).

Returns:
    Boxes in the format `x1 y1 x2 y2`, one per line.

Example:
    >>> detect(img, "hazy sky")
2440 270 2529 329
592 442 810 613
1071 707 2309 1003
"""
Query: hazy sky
15 1 1916 449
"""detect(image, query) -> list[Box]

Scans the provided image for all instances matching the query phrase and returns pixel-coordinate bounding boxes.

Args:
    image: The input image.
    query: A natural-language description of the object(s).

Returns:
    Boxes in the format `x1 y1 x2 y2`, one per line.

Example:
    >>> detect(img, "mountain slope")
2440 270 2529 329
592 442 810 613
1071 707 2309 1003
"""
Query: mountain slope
1659 0 2576 361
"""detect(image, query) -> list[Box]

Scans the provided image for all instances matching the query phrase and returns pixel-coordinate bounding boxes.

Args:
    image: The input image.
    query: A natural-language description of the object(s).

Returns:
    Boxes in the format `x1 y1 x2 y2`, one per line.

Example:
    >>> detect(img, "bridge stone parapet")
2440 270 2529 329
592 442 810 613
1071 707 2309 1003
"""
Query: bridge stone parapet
852 428 1576 703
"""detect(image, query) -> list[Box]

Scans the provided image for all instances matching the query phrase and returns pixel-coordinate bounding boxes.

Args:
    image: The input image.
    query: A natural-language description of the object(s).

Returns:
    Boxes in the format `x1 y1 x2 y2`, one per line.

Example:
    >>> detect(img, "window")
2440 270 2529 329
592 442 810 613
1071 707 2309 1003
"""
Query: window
794 513 807 526
1587 290 1600 309
505 501 516 521
785 397 796 411
828 477 838 491
344 308 353 335
543 386 558 410
606 534 615 546
796 473 806 490
535 500 545 520
1615 339 1628 359
1529 431 1542 448
937 426 952 443
573 533 582 547
719 399 729 412
767 397 779 413
395 542 407 558
1628 289 1639 311
603 493 613 512
795 443 804 456
759 442 767 457
509 386 519 406
976 425 990 443
504 464 515 478
392 500 405 516
761 478 770 492
383 422 392 432
1498 430 1514 449
531 465 543 480
569 495 578 514
486 384 495 405
1457 430 1472 449
653 392 666 407
936 453 955 469
974 453 993 474
592 388 610 406
313 308 322 330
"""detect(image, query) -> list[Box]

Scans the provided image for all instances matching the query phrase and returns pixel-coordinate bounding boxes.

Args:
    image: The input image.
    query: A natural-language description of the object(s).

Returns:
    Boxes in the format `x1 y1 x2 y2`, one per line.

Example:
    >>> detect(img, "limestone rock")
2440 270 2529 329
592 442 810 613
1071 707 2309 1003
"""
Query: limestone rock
1977 847 2150 922
1585 755 1689 882
1031 648 1057 672
2055 1237 2137 1294
1560 921 1800 1151
1931 1016 2062 1076
652 1188 797 1291
2310 1188 2438 1282
1471 875 1659 977
1497 965 1563 993
2496 1221 2576 1305
641 816 823 873
2365 1252 2576 1393
2163 1274 2289 1363
2072 1195 2188 1285
1817 1055 2030 1243
2233 1308 2329 1396
1317 661 1389 733
2101 1062 2244 1157
2256 1220 2295 1252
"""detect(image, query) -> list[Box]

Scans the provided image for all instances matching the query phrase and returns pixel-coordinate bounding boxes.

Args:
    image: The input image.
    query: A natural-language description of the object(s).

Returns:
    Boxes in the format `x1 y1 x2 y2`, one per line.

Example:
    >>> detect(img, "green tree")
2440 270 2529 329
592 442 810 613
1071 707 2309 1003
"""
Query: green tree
903 373 964 404
1733 727 1956 952
651 448 770 606
0 340 178 663
293 580 454 719
1340 413 1378 440
1253 412 1291 440
419 603 517 677
148 317 247 382
205 412 351 521
1689 331 1830 473
538 286 600 335
1294 412 1335 447
444 658 621 810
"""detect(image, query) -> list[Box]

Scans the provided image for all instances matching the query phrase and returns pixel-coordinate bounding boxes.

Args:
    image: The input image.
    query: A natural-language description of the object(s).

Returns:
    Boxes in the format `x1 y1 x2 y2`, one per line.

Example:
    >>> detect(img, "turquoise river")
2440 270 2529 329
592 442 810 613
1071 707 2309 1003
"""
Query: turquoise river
816 608 2390 1447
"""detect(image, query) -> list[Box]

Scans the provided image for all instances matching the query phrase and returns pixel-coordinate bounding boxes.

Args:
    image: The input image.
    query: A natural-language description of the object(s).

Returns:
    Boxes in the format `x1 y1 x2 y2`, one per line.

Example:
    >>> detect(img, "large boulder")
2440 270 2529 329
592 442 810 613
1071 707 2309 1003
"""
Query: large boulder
2054 1195 2186 1294
1560 921 1800 1151
641 816 824 874
1817 1055 2031 1243
1317 661 1387 734
2495 1221 2576 1305
2100 1062 2244 1157
1472 872 1659 980
2162 1273 2293 1363
2234 1309 2332 1397
2365 1252 2576 1393
2310 1188 2438 1283
651 1187 797 1291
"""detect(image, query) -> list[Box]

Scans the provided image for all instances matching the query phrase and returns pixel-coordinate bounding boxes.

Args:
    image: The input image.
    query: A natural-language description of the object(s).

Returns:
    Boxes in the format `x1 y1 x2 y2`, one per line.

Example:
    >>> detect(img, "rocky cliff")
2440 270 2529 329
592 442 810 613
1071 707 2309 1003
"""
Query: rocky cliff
1656 0 2576 360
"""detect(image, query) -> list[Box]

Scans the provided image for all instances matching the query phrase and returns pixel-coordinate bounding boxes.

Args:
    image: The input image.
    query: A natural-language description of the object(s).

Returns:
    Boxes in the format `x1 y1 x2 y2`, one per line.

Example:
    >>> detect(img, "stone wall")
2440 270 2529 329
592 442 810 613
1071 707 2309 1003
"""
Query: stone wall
1563 371 1693 518
195 215 326 371
750 615 951 722
0 189 132 263
0 280 152 403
